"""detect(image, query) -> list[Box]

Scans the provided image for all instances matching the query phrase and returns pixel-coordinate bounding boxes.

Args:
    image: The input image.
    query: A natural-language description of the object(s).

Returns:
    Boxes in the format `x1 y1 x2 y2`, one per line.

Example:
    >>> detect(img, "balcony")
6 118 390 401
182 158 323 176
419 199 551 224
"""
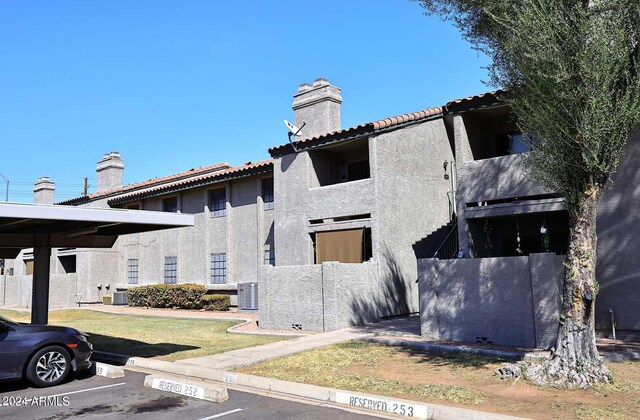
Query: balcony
460 154 549 204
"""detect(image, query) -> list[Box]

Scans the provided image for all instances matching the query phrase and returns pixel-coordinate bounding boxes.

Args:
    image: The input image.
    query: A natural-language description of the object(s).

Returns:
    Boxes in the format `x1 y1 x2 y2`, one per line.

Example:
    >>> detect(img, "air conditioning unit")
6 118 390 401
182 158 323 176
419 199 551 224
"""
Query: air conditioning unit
113 291 128 306
237 282 258 311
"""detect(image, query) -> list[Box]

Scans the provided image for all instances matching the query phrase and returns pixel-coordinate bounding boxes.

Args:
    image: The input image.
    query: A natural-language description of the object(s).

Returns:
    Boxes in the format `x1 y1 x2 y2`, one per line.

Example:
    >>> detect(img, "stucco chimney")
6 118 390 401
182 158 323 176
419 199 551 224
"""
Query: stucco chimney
96 152 124 192
33 177 55 204
292 78 342 139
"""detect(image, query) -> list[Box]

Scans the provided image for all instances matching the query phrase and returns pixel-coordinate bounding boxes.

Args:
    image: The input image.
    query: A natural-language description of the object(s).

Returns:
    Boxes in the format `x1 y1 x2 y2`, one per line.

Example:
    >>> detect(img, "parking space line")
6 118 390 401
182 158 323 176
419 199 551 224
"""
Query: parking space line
47 382 127 398
196 408 243 419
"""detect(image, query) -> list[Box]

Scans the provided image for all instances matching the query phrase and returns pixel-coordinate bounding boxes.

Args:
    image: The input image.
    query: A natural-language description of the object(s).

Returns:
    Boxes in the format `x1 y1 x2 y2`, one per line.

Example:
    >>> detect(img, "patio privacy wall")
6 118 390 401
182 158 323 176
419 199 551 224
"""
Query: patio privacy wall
1 274 78 310
259 261 381 331
418 253 564 348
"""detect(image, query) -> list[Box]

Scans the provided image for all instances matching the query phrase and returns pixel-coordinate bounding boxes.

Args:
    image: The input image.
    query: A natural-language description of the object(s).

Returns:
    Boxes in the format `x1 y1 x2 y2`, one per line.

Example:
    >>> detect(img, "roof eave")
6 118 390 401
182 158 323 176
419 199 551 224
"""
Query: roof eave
269 109 443 158
108 163 273 206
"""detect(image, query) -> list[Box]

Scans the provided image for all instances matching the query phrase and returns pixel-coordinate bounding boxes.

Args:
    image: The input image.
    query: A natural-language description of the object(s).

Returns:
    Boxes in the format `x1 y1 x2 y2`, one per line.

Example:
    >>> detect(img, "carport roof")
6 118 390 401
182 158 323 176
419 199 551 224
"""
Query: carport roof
0 202 193 257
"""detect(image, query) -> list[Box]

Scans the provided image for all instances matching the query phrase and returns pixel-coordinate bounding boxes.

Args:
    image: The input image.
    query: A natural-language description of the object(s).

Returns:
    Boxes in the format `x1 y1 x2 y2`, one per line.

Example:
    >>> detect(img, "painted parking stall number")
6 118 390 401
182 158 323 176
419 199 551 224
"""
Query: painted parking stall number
335 391 429 418
151 378 205 399
95 364 105 376
223 373 237 384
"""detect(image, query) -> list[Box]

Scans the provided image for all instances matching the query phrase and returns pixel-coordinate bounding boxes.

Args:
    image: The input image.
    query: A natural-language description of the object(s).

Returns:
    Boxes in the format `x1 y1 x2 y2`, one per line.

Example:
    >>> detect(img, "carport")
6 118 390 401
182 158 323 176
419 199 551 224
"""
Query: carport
0 202 193 325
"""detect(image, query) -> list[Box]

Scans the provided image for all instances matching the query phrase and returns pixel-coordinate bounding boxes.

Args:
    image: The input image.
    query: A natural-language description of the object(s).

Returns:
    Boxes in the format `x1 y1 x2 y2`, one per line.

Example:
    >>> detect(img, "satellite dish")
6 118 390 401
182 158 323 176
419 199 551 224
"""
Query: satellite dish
283 119 306 152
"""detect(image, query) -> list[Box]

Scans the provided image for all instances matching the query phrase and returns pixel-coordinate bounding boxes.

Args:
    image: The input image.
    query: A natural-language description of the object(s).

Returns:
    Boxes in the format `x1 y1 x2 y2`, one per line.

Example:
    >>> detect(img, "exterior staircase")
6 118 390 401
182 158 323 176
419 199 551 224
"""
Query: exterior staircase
412 220 459 260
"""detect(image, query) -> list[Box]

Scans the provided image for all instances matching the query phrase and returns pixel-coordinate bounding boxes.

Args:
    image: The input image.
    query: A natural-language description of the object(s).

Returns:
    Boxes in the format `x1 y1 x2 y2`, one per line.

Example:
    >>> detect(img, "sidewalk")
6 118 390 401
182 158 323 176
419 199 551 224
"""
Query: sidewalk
93 316 528 420
177 327 373 369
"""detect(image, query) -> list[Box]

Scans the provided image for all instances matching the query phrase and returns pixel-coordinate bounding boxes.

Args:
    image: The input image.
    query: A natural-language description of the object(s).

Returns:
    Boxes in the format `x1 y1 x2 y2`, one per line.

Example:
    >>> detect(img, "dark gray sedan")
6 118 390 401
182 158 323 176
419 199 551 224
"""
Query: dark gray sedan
0 315 92 387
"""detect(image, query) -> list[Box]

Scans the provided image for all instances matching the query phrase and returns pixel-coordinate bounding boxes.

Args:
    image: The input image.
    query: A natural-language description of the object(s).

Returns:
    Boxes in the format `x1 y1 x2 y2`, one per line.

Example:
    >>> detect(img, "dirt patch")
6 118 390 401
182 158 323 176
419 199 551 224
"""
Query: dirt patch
235 342 640 420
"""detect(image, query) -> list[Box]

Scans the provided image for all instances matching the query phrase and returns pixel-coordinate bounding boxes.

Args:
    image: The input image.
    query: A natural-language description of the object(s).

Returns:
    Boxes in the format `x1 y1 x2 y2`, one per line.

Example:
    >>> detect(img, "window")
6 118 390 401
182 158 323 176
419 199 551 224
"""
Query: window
164 256 177 284
264 248 275 266
262 178 274 210
127 259 139 284
24 260 34 275
209 188 226 218
210 253 227 284
59 255 76 274
312 227 372 264
162 197 178 213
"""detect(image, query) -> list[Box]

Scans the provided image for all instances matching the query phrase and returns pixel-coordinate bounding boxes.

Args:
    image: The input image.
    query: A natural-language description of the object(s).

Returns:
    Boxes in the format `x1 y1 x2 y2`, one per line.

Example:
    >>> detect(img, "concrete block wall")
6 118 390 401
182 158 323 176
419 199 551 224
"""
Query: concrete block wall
418 253 564 348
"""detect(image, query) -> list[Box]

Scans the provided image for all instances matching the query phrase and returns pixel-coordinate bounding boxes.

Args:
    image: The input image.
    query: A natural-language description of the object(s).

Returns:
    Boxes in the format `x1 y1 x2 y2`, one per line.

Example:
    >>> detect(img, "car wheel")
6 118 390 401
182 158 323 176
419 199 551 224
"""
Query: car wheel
26 345 72 387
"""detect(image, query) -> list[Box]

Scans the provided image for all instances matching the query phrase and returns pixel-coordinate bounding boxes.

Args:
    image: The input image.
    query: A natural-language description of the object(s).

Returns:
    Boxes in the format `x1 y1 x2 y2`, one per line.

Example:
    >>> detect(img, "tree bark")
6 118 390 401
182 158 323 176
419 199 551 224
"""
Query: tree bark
525 184 612 387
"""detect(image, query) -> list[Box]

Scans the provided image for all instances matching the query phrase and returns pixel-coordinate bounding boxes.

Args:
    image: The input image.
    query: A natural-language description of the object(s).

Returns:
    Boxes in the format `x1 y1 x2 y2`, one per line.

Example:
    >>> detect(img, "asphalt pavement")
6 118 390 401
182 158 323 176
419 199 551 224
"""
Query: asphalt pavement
0 370 379 420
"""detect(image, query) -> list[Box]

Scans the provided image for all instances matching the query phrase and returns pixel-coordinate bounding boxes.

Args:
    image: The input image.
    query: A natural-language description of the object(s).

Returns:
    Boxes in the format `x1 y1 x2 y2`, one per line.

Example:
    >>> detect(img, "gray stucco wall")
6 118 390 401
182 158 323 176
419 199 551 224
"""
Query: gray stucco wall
453 110 640 331
259 261 379 331
273 151 375 267
1 251 79 309
418 253 564 348
596 131 640 331
272 118 454 320
2 174 272 310
460 154 549 204
372 121 454 314
112 176 272 303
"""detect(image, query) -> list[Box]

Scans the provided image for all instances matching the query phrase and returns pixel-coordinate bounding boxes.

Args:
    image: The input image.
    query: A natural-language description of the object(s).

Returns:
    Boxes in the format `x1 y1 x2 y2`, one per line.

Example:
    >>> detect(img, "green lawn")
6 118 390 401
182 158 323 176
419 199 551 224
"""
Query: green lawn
0 309 285 362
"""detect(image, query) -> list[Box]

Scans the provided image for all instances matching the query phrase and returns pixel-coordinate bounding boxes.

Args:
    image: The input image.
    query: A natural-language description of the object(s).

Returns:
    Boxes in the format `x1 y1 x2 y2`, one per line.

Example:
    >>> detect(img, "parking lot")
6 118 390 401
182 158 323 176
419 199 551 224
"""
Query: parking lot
0 369 378 420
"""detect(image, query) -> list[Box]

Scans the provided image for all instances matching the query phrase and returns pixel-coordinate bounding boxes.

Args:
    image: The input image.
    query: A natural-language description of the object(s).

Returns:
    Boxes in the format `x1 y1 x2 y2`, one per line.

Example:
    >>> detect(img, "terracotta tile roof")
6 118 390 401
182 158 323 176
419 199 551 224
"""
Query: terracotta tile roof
269 106 443 157
58 161 233 205
107 159 274 206
445 90 505 113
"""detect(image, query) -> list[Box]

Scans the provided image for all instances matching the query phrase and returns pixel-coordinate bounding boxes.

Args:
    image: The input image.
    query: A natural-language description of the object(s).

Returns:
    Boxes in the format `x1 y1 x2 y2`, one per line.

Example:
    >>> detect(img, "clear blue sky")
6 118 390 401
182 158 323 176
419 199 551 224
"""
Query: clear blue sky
0 0 490 202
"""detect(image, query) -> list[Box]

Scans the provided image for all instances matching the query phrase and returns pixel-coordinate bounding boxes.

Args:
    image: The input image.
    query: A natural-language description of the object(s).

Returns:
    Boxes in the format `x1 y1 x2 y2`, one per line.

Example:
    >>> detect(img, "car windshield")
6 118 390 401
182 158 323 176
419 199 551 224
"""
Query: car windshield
0 315 15 324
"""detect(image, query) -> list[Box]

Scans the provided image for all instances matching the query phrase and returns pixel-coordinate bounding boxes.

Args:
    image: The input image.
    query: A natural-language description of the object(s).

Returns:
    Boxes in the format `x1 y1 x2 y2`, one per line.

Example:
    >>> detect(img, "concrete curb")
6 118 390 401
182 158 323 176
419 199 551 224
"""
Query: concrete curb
92 362 125 378
93 351 527 420
144 373 229 403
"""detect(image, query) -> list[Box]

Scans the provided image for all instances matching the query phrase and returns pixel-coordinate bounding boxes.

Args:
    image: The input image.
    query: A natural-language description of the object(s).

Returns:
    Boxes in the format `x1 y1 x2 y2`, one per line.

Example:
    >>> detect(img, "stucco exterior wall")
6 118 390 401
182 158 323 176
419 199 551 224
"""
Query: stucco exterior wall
272 118 454 320
418 254 564 348
1 250 79 309
1 174 272 310
273 151 374 267
259 261 379 331
372 121 454 314
110 177 271 302
460 154 549 204
596 131 640 331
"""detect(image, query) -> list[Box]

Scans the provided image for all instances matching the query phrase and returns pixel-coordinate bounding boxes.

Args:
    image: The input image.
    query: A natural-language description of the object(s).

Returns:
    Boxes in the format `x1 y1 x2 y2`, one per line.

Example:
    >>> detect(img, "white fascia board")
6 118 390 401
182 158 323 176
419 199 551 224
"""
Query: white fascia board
0 202 194 227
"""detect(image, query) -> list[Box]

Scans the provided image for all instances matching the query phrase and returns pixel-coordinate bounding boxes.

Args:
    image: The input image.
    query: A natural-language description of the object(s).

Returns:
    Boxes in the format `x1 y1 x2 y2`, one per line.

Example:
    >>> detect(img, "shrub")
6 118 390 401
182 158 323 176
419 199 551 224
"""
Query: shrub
201 294 231 311
127 284 207 309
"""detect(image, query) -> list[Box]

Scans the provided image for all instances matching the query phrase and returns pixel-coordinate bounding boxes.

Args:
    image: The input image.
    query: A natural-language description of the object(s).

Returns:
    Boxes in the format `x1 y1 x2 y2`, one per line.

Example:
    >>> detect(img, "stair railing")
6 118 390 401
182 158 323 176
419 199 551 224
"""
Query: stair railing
432 221 459 259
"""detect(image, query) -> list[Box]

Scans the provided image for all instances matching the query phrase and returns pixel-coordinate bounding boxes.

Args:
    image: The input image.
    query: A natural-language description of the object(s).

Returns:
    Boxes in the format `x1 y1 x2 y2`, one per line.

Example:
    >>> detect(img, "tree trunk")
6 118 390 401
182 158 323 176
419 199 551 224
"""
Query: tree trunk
525 184 612 387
